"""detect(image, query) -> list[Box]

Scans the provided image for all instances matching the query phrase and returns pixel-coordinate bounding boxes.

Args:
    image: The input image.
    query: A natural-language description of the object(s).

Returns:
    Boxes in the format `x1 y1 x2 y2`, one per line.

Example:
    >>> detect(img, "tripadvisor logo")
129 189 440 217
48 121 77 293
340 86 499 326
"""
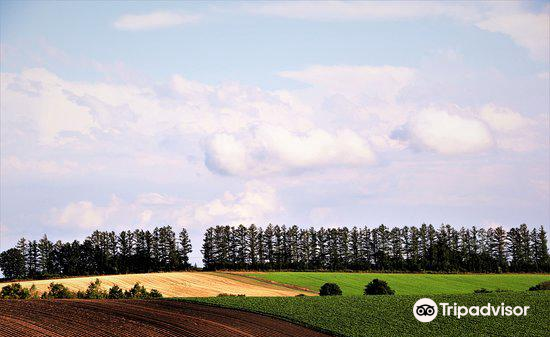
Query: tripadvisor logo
413 298 438 322
413 298 530 323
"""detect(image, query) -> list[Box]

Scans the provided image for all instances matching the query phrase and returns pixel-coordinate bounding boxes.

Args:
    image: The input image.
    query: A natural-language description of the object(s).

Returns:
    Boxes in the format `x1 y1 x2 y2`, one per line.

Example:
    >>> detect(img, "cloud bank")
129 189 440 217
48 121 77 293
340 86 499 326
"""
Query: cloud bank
114 11 200 31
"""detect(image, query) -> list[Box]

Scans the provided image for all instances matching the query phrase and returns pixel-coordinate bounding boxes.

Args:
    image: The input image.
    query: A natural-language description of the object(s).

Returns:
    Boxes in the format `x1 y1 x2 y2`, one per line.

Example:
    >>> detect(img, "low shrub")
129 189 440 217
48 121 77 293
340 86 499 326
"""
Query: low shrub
148 289 163 298
364 279 395 295
85 279 107 299
1 281 163 300
529 281 550 291
0 283 31 299
108 285 124 299
319 283 342 296
124 283 149 299
42 282 75 299
29 284 40 299
122 282 163 299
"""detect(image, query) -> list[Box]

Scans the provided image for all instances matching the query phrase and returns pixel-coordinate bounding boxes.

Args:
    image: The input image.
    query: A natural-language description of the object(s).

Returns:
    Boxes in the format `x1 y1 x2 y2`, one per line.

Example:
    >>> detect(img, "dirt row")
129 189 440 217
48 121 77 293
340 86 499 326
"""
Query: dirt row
0 299 331 337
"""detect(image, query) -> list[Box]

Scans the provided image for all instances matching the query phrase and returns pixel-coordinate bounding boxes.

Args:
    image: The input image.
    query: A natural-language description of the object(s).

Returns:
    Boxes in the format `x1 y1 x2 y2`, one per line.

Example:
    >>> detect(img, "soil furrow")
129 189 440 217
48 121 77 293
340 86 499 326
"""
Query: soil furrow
0 300 331 337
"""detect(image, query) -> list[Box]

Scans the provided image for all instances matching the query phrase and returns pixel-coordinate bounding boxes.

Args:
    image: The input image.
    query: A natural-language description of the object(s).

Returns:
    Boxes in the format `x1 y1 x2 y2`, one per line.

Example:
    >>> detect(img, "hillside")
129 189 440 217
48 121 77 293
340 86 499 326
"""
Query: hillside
244 272 550 295
0 272 306 297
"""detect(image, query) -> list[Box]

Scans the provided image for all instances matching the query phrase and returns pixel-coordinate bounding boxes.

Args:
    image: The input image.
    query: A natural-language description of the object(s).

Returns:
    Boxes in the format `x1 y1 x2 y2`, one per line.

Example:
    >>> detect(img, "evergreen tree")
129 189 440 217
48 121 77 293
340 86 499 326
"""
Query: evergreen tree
38 235 53 275
247 225 259 267
201 227 215 270
178 228 193 269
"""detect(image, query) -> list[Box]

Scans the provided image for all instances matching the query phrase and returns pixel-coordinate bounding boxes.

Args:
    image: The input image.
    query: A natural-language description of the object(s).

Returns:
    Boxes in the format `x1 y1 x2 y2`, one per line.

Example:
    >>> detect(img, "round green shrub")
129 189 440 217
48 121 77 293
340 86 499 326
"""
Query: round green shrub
364 279 395 295
319 283 342 296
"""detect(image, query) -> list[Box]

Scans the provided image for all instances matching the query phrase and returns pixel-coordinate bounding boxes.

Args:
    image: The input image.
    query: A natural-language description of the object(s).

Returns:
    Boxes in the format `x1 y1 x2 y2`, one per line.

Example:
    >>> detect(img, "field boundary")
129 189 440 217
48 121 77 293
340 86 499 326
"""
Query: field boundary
220 272 318 294
173 298 341 337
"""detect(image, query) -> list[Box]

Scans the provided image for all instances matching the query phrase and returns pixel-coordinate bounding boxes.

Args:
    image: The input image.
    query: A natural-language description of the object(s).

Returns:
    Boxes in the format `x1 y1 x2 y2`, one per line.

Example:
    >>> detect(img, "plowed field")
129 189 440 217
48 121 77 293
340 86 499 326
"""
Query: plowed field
0 299 331 337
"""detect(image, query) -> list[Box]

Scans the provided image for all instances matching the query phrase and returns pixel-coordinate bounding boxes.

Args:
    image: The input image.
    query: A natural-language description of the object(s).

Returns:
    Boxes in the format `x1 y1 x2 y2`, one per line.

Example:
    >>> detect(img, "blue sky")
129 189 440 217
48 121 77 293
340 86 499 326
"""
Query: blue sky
1 1 549 265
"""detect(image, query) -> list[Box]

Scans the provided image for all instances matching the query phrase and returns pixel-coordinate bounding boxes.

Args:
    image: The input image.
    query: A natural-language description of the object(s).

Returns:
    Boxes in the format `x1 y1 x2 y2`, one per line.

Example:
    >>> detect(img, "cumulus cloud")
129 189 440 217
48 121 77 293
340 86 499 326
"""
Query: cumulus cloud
193 181 282 225
279 65 415 101
476 6 549 61
0 68 314 179
479 104 543 152
205 126 376 176
1 69 96 144
54 200 107 229
113 11 200 31
50 194 177 230
407 107 494 155
479 104 529 133
50 182 282 229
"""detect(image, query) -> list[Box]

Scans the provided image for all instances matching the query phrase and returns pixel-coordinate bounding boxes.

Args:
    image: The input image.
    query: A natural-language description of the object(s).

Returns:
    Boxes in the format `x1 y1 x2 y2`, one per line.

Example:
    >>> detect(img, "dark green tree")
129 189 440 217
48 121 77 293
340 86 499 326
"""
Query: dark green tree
0 248 26 279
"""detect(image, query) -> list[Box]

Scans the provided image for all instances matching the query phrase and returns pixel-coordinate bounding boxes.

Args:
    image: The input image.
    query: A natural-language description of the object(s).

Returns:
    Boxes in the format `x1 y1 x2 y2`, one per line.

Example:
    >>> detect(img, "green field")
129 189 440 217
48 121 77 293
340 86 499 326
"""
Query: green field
245 272 550 295
182 292 550 337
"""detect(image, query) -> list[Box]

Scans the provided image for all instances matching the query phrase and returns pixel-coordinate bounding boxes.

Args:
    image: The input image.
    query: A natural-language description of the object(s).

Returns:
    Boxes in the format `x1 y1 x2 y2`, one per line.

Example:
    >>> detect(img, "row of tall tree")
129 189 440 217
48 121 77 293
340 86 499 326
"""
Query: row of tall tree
0 226 192 280
202 224 549 272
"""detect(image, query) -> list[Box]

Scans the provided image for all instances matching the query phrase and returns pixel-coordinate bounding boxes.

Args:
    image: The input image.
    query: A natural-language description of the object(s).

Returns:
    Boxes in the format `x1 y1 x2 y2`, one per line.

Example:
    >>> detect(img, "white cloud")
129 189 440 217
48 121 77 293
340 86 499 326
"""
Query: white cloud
479 104 529 133
246 1 481 22
135 193 178 206
113 11 200 31
50 182 282 230
2 156 80 176
50 194 179 230
1 69 96 145
248 2 549 61
408 107 494 155
205 125 376 176
204 133 249 175
479 104 543 152
476 7 549 61
193 181 282 225
279 65 416 101
54 200 107 229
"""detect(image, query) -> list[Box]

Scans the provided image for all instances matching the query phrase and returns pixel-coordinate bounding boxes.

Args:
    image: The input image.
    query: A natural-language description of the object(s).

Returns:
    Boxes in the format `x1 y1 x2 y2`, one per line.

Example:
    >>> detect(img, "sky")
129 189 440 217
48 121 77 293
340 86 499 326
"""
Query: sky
1 1 549 266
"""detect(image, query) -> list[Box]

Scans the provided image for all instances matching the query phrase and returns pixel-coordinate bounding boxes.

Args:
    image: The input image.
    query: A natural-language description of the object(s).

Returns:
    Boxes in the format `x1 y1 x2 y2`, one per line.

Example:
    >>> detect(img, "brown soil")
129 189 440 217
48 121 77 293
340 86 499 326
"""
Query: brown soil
0 299 331 337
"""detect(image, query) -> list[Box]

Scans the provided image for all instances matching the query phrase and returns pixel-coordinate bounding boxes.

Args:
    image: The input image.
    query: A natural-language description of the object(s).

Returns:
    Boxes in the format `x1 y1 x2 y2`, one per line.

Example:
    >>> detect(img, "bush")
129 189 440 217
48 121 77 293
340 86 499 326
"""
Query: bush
124 283 149 299
364 279 395 295
43 282 75 299
319 283 342 296
474 288 492 294
0 283 31 299
85 279 107 299
529 281 550 291
148 289 163 298
108 285 124 299
29 284 40 299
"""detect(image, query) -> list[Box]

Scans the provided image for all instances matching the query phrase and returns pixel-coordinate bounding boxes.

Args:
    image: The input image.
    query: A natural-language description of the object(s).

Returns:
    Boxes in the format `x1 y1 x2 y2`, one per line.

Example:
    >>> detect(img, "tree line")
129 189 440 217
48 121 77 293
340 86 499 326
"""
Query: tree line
201 224 549 272
0 226 192 280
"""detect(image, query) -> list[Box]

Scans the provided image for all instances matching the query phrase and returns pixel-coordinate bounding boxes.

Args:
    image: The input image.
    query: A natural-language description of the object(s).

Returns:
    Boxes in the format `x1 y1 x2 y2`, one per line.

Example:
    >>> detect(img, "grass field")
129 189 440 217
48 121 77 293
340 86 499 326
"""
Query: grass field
244 272 550 295
0 272 304 297
183 292 550 337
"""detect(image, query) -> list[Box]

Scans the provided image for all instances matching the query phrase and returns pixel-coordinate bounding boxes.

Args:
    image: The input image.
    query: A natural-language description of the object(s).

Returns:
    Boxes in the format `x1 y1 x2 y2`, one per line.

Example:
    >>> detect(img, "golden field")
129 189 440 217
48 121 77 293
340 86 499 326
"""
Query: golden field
0 271 308 297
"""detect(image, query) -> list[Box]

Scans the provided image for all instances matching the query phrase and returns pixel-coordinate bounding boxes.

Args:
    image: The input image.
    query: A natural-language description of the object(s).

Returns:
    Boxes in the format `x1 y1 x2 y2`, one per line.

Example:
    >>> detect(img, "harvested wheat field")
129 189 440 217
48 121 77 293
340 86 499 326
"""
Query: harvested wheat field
0 272 308 297
0 299 331 337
